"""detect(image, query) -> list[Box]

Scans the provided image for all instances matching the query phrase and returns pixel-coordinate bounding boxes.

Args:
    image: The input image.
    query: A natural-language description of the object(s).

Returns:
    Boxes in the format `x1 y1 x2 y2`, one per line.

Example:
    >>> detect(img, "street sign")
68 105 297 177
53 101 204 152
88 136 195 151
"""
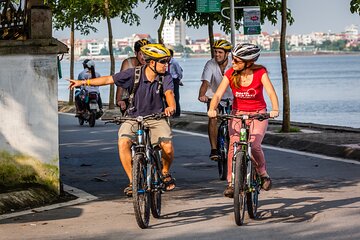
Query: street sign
243 7 261 35
196 0 221 13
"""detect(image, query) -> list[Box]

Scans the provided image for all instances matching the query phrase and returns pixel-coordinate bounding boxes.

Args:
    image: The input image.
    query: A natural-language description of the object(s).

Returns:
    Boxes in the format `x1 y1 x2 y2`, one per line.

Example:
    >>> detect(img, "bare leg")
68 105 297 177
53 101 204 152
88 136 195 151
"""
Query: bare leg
118 138 133 182
208 118 218 150
160 140 175 191
160 140 174 174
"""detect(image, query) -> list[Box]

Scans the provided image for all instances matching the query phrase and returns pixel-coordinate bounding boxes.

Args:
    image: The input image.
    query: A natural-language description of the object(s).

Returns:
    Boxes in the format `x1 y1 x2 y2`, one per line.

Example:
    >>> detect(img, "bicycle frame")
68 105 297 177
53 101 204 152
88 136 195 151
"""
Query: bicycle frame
231 119 252 189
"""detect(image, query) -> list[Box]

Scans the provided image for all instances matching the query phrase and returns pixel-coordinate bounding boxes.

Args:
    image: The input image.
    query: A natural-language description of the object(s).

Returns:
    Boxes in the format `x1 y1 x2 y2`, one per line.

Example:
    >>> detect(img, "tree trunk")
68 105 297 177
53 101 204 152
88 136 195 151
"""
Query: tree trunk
105 0 115 109
280 0 291 132
208 18 214 59
157 13 166 44
68 20 75 105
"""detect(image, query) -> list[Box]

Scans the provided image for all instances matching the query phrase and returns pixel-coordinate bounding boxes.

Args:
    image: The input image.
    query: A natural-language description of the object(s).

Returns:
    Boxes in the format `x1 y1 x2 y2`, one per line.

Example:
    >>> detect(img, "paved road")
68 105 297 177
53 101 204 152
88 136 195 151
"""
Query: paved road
0 113 359 240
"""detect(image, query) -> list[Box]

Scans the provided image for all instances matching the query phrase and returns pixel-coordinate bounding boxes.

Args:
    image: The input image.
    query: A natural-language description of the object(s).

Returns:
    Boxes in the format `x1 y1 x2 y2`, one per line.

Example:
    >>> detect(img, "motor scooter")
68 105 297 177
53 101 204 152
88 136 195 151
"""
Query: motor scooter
77 91 103 127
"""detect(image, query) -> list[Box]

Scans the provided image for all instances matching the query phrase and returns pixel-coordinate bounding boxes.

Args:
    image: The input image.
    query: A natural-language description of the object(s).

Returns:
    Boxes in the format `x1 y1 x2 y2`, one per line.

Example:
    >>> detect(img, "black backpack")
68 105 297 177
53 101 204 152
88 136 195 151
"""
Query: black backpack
125 65 165 116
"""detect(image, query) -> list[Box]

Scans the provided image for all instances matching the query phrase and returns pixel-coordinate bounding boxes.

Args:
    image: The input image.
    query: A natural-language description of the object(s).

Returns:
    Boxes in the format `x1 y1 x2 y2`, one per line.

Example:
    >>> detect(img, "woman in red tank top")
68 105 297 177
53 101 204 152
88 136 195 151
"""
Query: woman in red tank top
208 43 279 198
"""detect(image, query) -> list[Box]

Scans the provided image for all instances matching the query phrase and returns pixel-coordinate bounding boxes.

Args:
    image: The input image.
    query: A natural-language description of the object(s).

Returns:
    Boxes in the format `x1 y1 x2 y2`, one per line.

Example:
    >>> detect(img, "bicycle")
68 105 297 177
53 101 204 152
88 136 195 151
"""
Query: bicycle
216 98 232 180
217 113 270 226
106 113 167 229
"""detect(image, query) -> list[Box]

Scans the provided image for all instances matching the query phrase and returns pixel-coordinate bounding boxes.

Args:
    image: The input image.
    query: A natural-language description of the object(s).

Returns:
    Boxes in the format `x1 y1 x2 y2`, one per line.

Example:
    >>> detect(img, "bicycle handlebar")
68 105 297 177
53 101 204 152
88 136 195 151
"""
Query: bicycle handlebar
105 113 167 125
217 113 271 121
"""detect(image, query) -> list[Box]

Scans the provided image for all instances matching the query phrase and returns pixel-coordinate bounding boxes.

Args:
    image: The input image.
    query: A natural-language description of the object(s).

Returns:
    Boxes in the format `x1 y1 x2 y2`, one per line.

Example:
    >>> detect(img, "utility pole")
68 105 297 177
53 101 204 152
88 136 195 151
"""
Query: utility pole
230 0 236 46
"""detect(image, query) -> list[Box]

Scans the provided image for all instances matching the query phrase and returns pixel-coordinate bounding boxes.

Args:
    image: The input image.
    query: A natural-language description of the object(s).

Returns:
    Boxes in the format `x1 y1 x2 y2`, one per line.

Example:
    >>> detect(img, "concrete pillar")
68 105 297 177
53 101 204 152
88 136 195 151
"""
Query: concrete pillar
0 38 68 194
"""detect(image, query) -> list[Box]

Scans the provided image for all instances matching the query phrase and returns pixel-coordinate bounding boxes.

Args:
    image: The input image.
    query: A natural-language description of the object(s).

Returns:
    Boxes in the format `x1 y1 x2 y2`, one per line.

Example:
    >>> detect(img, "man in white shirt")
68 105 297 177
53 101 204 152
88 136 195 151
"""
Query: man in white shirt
198 40 233 160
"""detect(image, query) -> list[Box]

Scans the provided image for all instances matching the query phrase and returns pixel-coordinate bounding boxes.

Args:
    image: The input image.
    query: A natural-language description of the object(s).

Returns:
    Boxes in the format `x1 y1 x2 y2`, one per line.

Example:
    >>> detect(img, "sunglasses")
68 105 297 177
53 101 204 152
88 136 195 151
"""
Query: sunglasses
157 58 170 64
232 56 244 64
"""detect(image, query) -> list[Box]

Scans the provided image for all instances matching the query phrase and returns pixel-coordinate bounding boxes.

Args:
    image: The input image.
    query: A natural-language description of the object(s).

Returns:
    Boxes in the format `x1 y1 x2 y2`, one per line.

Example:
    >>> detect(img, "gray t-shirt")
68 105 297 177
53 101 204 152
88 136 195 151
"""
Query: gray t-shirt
112 67 174 117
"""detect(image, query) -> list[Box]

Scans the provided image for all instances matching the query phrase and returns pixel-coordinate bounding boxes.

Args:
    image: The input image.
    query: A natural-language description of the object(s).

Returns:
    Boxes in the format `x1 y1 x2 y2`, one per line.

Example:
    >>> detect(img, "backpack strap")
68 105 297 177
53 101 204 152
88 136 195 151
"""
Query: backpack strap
157 75 167 108
126 66 142 114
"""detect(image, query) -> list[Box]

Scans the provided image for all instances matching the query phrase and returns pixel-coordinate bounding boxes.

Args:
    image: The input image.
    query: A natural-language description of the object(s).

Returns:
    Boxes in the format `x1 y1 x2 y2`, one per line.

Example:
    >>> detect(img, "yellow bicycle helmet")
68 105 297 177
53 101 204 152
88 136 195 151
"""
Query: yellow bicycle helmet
141 44 171 61
213 39 232 52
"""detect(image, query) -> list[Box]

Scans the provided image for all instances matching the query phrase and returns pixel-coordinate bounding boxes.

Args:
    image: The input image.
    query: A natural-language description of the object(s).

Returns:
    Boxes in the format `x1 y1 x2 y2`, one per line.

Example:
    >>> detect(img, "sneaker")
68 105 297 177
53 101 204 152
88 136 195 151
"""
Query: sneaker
209 149 219 161
261 176 272 191
223 185 234 198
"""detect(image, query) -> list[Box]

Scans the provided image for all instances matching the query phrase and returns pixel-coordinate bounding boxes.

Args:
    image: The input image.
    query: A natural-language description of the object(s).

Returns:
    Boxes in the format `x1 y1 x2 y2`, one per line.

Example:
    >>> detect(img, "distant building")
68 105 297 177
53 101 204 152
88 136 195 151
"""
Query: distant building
162 18 186 46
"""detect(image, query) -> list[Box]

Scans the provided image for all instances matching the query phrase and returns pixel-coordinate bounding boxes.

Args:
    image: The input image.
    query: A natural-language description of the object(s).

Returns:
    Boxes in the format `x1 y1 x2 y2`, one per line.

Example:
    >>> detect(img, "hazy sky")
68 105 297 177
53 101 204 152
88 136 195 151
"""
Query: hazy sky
53 0 359 40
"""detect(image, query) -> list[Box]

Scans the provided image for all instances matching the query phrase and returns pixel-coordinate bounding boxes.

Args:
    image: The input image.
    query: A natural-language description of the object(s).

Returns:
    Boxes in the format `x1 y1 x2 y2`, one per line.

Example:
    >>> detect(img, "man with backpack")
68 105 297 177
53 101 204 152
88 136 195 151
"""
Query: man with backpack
68 44 176 196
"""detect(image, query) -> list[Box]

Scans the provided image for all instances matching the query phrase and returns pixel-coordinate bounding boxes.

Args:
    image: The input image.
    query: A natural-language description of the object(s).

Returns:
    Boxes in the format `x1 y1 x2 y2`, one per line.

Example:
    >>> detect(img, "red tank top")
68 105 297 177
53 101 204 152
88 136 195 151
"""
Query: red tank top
225 67 267 111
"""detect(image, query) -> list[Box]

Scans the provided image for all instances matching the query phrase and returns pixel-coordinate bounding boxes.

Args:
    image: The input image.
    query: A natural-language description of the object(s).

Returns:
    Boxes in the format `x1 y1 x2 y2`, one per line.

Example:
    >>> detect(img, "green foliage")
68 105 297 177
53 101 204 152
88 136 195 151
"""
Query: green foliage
49 0 100 35
100 47 109 55
89 0 142 25
350 0 360 14
147 0 294 34
81 48 90 56
315 40 350 51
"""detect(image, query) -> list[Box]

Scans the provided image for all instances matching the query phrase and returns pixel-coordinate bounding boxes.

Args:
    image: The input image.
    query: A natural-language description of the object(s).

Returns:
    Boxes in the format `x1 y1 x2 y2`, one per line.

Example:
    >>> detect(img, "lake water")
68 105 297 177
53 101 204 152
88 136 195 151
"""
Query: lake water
58 54 360 128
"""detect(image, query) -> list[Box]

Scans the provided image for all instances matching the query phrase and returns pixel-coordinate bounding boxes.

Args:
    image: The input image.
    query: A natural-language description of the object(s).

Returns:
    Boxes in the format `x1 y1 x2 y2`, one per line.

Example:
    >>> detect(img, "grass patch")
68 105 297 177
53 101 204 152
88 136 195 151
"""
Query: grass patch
276 127 301 133
0 151 59 193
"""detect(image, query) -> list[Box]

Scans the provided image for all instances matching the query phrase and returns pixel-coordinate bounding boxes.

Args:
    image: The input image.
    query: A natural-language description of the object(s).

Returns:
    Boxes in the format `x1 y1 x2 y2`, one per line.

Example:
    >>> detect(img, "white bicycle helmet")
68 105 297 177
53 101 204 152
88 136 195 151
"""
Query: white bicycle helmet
232 43 261 61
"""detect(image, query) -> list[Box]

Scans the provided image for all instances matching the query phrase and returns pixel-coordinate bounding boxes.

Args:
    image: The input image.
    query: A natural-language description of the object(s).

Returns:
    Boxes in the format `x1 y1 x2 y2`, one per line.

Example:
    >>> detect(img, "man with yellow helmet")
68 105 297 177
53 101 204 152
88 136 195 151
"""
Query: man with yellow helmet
68 43 177 196
198 39 233 161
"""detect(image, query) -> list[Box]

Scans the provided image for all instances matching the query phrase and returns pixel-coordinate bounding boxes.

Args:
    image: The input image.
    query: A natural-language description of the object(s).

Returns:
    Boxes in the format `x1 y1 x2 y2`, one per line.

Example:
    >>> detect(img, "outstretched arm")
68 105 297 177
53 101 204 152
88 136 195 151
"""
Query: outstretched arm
69 76 114 90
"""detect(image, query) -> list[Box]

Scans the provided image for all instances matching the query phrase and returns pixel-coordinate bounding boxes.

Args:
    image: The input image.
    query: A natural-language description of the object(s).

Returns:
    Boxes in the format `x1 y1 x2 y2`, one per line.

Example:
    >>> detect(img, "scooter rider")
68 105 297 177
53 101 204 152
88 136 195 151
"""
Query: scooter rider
75 59 103 116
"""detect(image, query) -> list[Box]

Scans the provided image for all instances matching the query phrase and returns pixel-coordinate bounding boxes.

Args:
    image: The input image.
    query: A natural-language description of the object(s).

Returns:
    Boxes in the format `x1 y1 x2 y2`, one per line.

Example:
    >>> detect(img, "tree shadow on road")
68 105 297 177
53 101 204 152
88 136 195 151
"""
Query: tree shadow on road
257 196 360 223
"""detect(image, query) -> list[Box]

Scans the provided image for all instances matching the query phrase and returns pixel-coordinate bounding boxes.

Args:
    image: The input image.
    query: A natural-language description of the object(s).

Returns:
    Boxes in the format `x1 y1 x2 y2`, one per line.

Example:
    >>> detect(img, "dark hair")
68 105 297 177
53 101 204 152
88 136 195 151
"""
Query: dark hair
82 59 96 79
169 49 174 57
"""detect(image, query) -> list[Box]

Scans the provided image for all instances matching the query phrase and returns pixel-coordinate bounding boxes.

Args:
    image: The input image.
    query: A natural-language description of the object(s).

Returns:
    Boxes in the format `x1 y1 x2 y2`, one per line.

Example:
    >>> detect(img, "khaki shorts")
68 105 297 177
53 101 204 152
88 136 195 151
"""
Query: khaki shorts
118 118 172 145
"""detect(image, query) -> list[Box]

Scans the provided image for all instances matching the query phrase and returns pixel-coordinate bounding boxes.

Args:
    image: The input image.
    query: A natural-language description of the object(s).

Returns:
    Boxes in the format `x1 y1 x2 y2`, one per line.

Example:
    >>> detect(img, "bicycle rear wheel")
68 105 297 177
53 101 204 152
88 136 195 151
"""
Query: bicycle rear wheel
217 122 228 180
132 154 151 229
246 162 260 219
234 152 246 226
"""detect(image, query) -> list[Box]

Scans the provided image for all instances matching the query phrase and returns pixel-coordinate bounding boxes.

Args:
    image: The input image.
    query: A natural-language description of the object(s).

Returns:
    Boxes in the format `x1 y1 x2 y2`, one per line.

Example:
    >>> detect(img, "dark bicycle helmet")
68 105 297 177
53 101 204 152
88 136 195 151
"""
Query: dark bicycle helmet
134 39 151 52
82 59 95 69
232 43 261 61
213 39 232 52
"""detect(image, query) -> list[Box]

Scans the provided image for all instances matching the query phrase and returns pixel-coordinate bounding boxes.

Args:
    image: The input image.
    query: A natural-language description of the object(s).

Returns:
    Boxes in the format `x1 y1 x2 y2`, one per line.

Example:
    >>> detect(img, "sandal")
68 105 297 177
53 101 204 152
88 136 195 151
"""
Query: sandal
223 185 234 198
261 176 272 191
123 183 133 197
162 173 176 191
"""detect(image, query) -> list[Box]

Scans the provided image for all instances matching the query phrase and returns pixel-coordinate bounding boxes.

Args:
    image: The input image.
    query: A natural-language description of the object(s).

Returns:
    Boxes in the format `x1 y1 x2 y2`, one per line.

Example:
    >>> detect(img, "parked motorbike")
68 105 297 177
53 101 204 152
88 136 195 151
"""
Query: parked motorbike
76 91 103 127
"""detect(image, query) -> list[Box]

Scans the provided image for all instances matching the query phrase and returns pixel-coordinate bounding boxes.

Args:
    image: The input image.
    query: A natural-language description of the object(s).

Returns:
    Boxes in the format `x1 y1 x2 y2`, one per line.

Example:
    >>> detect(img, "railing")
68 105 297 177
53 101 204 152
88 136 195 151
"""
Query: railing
0 0 27 40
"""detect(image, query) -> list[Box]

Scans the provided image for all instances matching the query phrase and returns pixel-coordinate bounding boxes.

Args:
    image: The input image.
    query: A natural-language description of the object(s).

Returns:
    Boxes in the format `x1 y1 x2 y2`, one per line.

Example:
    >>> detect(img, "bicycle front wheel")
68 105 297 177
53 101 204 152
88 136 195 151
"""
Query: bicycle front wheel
246 163 260 219
234 152 246 226
132 153 151 229
151 167 162 218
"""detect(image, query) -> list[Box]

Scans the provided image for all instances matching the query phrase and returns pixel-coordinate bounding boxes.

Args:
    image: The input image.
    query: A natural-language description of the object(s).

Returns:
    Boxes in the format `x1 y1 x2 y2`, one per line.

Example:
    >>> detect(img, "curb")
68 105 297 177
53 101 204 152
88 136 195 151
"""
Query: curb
0 185 97 220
